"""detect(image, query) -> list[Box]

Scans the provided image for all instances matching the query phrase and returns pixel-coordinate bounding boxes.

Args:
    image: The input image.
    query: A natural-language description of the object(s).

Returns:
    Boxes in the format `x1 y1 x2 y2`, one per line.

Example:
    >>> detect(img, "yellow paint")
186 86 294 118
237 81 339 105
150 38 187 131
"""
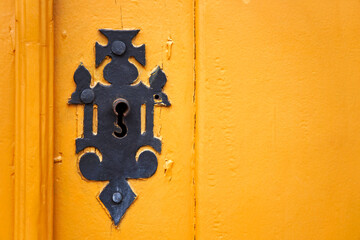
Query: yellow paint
1 0 360 239
196 0 360 239
141 104 146 134
93 104 98 135
0 0 15 239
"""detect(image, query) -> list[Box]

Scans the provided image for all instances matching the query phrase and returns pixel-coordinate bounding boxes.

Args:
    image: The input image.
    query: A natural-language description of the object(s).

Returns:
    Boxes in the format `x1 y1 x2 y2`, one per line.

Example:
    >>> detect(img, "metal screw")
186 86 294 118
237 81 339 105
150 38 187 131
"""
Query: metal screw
111 41 126 56
80 89 95 103
112 192 123 204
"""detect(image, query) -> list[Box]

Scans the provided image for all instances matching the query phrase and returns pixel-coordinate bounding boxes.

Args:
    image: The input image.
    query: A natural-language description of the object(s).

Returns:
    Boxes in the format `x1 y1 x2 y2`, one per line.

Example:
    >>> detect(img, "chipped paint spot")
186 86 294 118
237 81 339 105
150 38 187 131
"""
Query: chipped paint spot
54 155 63 164
164 159 174 181
242 0 251 4
61 30 67 39
166 37 173 60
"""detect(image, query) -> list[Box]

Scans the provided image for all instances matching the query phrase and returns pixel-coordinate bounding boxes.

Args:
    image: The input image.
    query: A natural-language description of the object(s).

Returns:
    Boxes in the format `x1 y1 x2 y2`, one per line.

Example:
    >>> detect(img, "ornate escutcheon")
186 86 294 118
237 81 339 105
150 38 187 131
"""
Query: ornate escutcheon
68 29 170 225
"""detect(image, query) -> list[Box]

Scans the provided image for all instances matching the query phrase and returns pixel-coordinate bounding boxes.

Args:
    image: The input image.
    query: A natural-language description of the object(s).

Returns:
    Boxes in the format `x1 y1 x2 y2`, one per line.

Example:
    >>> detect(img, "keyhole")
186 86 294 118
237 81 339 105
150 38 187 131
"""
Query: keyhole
113 98 130 138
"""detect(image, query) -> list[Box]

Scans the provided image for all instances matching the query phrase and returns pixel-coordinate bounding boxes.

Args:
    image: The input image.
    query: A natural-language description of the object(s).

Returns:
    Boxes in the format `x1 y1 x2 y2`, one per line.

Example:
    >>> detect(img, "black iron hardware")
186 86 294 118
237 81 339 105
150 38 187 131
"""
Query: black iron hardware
68 29 170 226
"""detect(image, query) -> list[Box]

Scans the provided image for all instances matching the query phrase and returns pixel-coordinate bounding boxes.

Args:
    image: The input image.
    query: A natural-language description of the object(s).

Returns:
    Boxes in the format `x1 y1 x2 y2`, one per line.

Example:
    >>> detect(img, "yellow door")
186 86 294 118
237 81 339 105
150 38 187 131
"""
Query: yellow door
2 0 360 240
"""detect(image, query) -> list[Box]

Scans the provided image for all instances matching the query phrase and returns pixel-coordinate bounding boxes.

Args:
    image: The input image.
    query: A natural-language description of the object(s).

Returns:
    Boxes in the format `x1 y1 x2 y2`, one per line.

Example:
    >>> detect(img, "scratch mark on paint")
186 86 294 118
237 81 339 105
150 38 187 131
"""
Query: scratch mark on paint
9 21 15 53
114 0 124 28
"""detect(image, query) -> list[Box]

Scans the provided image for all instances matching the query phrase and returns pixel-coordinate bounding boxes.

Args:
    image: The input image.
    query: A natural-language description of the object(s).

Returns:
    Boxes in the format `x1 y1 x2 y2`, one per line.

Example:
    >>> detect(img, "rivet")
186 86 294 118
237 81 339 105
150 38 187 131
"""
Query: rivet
80 89 95 103
111 41 126 56
112 192 123 204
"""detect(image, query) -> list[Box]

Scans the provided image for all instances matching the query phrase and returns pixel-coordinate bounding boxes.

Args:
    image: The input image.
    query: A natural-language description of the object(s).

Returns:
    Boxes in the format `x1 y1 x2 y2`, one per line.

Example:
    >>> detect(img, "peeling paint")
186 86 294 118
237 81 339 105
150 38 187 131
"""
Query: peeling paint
166 37 173 60
54 155 62 163
61 30 67 39
164 159 174 180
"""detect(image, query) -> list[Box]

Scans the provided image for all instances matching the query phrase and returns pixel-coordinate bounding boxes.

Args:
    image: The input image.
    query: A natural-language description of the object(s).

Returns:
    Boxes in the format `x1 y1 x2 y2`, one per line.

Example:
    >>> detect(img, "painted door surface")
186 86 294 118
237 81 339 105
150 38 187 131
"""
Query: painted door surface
2 0 360 240
53 0 195 239
195 1 360 239
0 1 15 239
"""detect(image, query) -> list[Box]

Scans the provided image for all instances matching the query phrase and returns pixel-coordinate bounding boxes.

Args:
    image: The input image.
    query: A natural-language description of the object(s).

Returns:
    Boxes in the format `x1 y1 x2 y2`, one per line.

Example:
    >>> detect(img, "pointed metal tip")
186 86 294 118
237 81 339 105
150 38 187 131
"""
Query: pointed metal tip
113 217 121 226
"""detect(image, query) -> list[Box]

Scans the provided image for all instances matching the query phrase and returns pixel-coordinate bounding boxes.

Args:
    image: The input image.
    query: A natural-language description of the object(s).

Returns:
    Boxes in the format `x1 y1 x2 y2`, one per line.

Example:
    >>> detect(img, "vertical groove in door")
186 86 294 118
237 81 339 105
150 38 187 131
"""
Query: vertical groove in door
193 0 198 240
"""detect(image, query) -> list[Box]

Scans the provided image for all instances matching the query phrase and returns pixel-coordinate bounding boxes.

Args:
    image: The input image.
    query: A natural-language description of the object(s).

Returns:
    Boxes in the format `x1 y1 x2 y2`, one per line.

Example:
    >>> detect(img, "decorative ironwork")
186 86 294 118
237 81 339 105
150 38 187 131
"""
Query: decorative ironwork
68 29 170 225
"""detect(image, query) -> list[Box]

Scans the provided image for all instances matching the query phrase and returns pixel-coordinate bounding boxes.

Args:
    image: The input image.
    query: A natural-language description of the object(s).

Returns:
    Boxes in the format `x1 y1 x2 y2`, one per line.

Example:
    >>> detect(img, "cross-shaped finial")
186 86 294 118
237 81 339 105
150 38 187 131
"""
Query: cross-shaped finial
95 29 145 85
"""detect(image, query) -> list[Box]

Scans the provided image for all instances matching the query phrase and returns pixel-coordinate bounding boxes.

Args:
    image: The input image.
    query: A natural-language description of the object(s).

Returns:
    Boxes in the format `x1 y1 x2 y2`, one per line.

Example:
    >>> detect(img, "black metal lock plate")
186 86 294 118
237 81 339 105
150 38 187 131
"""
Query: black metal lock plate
68 29 170 225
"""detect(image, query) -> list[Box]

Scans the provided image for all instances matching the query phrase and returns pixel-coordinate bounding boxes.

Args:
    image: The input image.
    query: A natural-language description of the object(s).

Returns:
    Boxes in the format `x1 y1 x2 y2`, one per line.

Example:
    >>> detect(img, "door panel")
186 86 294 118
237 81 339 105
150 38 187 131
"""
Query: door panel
196 1 360 239
53 0 195 239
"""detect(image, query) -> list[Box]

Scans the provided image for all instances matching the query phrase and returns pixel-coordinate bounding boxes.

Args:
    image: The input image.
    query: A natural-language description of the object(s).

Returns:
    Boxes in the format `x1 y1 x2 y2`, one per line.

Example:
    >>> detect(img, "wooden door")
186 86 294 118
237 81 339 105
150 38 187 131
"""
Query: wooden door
2 0 360 240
